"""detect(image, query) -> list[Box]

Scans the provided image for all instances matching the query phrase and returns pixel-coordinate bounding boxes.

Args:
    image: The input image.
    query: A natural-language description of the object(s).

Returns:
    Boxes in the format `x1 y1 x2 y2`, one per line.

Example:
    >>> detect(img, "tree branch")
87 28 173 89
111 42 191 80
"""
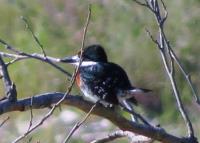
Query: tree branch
0 116 10 127
21 16 47 57
0 93 195 143
63 103 96 143
0 56 17 101
133 0 198 139
91 130 152 143
8 4 92 142
62 4 92 142
0 39 72 78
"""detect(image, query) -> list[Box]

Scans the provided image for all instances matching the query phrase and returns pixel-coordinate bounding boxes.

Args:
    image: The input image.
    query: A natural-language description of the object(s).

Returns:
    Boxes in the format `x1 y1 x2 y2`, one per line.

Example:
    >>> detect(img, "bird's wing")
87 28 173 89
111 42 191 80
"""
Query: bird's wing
80 63 128 104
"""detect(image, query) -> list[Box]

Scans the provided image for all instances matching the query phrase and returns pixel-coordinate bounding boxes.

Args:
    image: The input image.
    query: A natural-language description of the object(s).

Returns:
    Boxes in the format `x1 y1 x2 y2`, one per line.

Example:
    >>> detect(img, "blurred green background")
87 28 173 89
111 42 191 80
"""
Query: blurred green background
0 0 199 142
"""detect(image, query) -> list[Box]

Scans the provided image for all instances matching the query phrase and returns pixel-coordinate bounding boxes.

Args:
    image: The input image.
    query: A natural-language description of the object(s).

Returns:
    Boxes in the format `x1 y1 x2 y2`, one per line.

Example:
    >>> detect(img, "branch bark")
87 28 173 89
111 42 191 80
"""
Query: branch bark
91 130 152 143
0 39 72 78
0 56 17 101
0 93 195 143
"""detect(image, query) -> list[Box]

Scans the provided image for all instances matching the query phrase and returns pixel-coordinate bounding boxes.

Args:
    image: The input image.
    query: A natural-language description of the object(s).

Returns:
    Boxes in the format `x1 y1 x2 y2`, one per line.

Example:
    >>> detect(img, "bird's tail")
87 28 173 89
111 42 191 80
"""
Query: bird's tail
120 100 138 122
119 87 151 104
125 88 152 98
119 87 151 122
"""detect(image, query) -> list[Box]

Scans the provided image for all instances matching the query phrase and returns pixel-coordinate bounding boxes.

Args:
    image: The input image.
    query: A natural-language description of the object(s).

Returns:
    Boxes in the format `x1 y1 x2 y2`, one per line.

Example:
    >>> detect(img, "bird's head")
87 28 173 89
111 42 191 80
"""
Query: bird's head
61 44 108 66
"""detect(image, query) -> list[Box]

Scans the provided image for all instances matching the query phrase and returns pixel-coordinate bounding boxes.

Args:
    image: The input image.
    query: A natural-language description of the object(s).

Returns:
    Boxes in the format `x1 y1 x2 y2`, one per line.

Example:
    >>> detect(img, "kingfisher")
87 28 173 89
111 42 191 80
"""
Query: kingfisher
61 44 151 112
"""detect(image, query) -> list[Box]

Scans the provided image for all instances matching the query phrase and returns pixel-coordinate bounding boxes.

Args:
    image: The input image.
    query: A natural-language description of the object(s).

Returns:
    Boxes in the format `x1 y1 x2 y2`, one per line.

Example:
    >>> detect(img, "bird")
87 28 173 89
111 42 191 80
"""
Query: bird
61 44 151 120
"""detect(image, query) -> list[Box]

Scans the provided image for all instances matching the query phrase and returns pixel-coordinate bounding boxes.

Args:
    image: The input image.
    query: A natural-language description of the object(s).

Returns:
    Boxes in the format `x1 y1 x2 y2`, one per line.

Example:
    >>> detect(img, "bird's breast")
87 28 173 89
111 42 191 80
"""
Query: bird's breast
76 72 82 87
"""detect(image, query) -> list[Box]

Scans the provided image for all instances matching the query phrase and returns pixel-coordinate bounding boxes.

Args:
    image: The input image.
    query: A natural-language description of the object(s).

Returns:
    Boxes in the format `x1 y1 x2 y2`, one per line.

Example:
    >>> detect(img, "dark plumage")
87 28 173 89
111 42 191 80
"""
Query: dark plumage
62 44 150 106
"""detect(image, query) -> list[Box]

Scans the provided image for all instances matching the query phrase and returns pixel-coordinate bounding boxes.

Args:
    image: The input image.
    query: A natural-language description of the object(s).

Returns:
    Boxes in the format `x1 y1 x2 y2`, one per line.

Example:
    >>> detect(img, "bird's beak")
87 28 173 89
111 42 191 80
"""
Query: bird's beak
60 55 80 65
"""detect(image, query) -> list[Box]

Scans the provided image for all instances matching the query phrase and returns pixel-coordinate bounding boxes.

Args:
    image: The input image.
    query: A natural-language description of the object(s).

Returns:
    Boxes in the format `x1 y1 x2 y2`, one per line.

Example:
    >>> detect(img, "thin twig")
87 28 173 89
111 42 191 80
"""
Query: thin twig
6 58 20 66
91 130 126 143
169 50 200 104
12 4 91 143
62 4 92 142
27 96 34 132
145 28 159 46
0 40 72 78
63 103 97 143
91 130 152 143
21 16 47 57
132 0 148 7
136 0 196 139
0 116 10 127
160 0 168 25
0 51 62 64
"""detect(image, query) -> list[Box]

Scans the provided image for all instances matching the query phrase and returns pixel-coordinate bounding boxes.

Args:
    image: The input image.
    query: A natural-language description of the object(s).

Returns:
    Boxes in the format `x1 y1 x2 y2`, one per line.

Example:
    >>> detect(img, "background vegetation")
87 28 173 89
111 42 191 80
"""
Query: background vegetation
0 0 199 142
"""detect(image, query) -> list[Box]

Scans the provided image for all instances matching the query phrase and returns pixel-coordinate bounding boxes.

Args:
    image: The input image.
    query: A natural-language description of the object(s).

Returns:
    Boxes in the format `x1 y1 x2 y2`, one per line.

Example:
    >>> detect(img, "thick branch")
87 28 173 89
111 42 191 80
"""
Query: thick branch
0 92 194 143
0 56 17 101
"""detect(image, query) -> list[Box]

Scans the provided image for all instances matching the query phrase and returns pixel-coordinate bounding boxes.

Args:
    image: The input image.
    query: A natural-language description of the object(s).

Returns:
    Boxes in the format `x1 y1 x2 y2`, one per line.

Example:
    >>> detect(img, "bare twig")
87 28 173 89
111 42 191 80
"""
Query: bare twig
169 47 200 104
11 4 91 143
132 0 148 7
27 96 34 132
91 130 152 143
91 130 126 143
0 40 72 78
63 4 92 142
135 0 197 139
0 51 62 64
0 116 10 127
0 56 17 102
12 93 66 143
145 28 161 48
63 102 97 143
21 16 47 57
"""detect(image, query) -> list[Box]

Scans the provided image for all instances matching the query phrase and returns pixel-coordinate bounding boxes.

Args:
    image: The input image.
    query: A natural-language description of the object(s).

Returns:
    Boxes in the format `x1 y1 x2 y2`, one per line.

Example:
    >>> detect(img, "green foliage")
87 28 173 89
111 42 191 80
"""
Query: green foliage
0 0 199 142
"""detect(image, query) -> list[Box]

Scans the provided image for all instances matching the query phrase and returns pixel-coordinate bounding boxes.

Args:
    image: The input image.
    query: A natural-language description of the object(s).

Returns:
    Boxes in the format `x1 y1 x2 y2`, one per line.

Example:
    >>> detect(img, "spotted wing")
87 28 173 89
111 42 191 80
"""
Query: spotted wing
80 62 133 104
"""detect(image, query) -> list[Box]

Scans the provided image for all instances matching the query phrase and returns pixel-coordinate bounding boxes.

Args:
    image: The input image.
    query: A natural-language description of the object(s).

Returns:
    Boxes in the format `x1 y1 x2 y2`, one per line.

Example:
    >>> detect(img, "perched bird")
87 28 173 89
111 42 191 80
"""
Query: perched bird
61 44 151 117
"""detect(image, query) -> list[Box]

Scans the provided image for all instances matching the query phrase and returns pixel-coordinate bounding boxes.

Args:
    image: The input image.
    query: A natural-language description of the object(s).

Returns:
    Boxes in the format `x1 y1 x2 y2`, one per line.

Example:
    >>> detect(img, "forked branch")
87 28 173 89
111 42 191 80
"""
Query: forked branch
0 56 17 102
133 0 198 140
